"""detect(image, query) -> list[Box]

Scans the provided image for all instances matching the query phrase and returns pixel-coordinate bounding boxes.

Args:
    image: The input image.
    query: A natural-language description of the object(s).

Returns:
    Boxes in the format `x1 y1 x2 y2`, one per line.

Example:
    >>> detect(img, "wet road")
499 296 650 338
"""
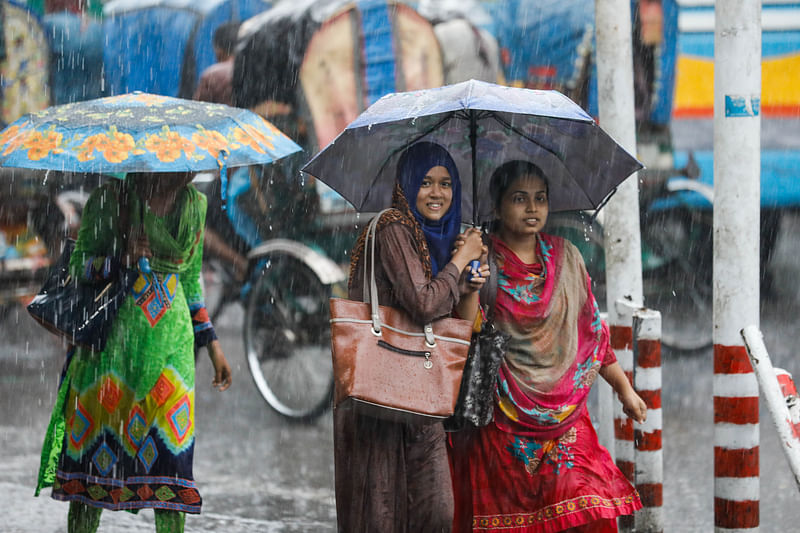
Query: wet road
5 214 800 532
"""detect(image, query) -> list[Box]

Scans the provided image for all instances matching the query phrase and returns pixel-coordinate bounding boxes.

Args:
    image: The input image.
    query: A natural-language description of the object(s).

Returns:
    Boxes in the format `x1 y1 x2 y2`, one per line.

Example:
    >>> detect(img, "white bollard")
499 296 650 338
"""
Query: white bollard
741 325 800 491
633 308 663 533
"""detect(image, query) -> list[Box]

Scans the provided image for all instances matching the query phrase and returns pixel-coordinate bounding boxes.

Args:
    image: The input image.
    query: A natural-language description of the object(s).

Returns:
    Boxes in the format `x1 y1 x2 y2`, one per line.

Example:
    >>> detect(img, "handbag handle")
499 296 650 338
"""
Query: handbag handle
479 238 499 322
362 210 437 347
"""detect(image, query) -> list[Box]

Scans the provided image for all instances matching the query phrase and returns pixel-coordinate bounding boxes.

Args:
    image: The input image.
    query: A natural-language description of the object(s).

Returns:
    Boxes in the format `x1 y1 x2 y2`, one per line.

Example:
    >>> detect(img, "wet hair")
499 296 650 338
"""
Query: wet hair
213 22 242 58
489 160 549 211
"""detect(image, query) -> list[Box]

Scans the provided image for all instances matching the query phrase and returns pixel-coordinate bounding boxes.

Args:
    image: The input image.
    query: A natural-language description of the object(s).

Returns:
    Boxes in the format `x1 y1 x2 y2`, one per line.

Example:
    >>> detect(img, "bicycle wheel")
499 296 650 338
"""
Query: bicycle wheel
545 211 607 304
642 206 713 352
244 250 334 421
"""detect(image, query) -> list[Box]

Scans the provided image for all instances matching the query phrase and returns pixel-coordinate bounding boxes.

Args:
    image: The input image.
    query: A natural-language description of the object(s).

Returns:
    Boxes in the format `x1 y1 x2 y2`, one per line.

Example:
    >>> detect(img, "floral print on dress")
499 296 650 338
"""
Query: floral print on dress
498 377 577 426
497 235 551 304
506 426 578 476
573 346 601 391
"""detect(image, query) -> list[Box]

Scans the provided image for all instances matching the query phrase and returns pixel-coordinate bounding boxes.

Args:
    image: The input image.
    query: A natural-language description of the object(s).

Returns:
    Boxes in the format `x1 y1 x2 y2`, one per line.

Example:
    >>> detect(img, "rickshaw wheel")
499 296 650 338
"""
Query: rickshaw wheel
546 209 713 353
641 206 713 352
244 250 334 421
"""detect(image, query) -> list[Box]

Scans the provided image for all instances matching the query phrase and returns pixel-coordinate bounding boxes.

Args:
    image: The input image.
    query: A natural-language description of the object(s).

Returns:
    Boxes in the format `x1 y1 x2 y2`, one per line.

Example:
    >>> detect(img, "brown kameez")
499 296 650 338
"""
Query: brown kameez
334 221 462 533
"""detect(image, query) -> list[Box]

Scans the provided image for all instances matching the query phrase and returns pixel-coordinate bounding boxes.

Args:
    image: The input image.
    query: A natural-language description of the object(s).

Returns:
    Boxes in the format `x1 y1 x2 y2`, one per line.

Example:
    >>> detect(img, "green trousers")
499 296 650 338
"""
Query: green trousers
68 502 185 533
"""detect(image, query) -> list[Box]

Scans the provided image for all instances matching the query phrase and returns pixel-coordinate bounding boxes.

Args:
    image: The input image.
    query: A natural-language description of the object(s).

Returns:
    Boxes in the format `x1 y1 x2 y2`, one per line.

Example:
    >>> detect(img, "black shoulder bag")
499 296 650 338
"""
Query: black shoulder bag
27 186 137 352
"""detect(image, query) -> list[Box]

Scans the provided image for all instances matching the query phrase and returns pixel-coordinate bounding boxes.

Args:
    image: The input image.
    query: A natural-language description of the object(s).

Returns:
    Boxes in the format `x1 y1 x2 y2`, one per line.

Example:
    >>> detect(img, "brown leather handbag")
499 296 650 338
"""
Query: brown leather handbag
329 210 473 423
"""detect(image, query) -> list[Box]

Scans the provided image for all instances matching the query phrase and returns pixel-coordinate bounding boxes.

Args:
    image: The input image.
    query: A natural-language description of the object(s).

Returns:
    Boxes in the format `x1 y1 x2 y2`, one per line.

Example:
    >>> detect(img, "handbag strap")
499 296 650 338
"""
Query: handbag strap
479 237 499 322
362 209 436 346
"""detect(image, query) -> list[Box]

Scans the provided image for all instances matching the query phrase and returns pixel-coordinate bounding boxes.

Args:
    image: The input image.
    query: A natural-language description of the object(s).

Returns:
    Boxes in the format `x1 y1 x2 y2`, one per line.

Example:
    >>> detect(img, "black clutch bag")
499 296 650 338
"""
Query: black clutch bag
445 242 509 431
27 239 136 352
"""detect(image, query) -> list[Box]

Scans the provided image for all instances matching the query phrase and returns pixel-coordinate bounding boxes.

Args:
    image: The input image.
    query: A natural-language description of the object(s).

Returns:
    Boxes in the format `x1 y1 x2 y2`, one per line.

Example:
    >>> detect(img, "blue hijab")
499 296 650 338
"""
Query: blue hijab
396 142 462 276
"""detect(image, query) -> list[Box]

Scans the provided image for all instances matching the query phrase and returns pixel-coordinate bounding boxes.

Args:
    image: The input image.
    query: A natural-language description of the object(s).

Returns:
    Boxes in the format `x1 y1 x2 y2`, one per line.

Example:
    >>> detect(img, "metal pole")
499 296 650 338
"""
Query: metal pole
741 326 800 492
714 1 762 531
634 308 663 533
470 109 478 225
595 3 643 529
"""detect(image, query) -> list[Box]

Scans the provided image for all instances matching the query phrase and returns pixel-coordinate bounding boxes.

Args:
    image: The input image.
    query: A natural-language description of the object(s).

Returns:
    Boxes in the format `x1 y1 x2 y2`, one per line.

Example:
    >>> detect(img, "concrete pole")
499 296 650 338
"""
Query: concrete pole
713 2 761 531
595 0 644 320
595 3 643 529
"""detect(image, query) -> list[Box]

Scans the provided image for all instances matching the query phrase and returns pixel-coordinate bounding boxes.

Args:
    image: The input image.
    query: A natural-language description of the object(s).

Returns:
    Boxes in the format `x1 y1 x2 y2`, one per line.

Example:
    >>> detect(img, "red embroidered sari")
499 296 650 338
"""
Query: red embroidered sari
449 234 641 532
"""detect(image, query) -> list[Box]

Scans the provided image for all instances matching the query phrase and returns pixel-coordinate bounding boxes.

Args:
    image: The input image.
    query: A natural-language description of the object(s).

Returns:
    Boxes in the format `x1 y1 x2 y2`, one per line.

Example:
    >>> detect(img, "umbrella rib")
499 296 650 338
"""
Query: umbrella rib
361 112 457 209
490 112 597 207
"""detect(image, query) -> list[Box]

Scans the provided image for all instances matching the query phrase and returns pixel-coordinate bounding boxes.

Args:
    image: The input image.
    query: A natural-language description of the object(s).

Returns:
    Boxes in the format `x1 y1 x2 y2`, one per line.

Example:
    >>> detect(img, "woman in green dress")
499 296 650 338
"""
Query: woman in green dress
36 171 232 533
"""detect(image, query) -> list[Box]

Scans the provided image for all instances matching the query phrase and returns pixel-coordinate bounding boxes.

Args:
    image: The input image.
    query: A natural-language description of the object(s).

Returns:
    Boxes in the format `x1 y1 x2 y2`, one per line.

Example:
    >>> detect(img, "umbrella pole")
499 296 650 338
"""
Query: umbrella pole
470 110 478 227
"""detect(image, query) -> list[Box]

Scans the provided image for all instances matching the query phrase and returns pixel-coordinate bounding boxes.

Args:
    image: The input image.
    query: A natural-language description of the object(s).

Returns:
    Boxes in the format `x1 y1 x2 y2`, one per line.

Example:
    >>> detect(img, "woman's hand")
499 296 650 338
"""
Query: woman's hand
466 263 490 291
207 339 232 391
451 228 486 272
600 361 646 424
619 388 647 424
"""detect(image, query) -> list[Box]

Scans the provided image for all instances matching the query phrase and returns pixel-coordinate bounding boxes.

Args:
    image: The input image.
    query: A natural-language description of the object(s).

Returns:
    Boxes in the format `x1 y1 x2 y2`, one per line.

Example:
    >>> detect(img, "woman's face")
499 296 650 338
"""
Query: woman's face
496 174 549 238
415 165 453 222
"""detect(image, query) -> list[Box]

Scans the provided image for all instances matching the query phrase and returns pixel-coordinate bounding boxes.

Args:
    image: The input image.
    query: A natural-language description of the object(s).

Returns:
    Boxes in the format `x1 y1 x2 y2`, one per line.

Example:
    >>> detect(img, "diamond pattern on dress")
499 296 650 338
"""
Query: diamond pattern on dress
155 485 176 501
87 484 108 500
125 405 147 449
69 400 94 449
150 374 175 406
179 488 201 505
92 441 117 476
137 484 154 501
110 486 135 504
137 435 158 473
166 395 192 443
98 377 122 414
62 479 85 495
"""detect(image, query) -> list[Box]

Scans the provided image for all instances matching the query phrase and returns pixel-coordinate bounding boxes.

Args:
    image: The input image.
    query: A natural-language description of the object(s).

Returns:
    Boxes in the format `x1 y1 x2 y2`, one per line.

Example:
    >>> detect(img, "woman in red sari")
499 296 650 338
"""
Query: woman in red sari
449 161 647 532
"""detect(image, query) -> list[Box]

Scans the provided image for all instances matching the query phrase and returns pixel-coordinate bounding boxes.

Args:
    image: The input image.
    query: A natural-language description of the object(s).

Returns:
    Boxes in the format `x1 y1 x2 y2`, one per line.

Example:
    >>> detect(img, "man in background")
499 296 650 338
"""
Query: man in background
194 21 249 282
194 21 240 105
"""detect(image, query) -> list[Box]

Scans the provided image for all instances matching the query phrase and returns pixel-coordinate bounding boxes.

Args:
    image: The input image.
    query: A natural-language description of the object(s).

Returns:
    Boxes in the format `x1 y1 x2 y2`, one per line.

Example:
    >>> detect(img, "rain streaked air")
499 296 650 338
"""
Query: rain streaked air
2 0 800 531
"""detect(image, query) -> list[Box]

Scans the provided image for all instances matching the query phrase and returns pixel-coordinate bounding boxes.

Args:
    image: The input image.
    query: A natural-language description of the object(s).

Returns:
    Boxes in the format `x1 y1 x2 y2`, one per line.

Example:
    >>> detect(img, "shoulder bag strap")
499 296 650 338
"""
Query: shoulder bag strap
364 209 436 346
479 237 499 322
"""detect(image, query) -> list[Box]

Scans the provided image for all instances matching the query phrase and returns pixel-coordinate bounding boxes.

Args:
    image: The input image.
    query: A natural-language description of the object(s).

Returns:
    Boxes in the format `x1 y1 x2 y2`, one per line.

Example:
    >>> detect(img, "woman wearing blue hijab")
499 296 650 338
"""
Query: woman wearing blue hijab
335 142 487 533
396 141 463 276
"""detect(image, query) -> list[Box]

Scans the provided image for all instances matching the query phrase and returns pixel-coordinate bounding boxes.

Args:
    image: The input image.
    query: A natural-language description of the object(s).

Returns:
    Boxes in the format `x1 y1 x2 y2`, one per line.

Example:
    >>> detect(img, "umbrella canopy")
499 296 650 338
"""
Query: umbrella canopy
302 80 643 224
0 92 302 174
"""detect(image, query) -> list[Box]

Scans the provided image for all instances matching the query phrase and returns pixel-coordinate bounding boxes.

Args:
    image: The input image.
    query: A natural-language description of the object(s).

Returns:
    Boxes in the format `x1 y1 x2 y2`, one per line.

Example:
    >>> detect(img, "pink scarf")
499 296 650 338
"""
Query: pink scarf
491 233 613 440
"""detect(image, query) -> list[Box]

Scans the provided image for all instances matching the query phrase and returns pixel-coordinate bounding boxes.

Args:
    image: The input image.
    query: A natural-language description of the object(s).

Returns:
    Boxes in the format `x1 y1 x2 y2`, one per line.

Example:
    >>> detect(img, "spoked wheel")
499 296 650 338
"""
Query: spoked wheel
641 207 713 352
244 251 334 421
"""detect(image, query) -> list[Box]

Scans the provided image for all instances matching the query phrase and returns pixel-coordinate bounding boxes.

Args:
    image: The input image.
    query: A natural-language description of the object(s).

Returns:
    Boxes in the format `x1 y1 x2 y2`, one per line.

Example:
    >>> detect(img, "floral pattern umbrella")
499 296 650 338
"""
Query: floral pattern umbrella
0 92 302 174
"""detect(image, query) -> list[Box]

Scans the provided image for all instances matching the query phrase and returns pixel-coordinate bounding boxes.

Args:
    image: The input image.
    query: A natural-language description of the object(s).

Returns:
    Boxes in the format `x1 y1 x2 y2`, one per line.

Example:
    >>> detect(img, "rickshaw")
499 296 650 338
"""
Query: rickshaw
1 0 50 124
222 0 499 420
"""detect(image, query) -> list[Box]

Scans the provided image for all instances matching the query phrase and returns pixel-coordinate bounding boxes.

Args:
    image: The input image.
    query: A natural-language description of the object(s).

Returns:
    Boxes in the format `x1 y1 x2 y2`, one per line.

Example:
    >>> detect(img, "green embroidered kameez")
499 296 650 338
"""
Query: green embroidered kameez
36 179 211 516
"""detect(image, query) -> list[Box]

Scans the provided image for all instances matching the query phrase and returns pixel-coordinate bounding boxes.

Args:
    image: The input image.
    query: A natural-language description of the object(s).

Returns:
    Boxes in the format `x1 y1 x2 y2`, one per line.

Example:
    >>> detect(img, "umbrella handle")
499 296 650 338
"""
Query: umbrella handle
469 260 480 276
